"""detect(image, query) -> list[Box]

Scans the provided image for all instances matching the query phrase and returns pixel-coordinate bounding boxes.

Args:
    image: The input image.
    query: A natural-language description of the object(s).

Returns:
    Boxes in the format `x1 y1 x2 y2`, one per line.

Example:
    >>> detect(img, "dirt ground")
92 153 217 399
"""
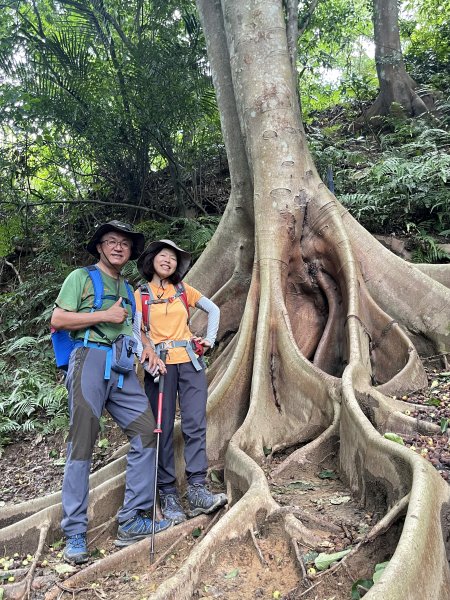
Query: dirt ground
1 365 449 599
0 438 396 600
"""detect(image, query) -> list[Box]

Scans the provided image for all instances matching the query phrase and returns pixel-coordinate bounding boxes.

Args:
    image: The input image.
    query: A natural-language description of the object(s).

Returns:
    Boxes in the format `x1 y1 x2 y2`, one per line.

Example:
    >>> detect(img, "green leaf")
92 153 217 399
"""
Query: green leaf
372 561 389 583
427 397 441 407
351 579 374 599
263 446 272 456
330 495 351 505
97 438 109 449
383 432 405 445
430 380 439 388
286 480 315 490
0 587 4 600
51 538 65 550
314 549 351 571
53 458 66 466
302 551 319 564
224 568 239 579
192 527 202 538
210 470 222 484
441 418 449 434
318 469 338 479
54 563 77 574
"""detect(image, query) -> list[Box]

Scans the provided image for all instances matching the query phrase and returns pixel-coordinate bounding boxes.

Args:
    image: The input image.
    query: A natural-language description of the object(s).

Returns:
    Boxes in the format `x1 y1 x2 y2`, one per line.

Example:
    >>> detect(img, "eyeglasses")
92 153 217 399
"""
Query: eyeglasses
100 239 131 250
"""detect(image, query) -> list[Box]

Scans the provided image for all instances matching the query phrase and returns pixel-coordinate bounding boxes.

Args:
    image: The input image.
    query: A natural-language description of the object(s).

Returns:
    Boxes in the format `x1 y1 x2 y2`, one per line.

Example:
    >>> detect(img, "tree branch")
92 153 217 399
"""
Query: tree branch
298 0 319 37
0 199 174 220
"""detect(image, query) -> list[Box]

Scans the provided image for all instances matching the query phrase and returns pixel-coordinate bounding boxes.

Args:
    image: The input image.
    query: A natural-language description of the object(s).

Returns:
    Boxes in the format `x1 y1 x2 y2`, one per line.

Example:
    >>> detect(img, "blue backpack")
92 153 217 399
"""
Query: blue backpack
51 265 136 371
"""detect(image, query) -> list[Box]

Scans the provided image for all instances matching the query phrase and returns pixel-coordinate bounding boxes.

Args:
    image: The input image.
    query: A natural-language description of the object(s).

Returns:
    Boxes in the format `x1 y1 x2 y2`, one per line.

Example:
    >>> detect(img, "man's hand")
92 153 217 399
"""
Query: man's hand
104 298 128 324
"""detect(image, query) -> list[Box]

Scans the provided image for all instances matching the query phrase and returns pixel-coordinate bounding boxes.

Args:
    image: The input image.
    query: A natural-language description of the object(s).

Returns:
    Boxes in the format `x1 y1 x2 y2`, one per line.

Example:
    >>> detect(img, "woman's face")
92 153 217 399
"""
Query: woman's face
153 247 178 280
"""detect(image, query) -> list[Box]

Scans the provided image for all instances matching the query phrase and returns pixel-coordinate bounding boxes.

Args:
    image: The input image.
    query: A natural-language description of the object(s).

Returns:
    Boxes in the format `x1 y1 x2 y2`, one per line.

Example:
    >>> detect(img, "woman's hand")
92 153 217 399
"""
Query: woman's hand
191 336 212 349
141 345 167 375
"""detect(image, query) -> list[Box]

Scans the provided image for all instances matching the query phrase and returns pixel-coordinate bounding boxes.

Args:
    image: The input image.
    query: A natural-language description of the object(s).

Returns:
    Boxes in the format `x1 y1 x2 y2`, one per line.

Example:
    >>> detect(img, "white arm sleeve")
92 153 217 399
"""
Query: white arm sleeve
195 296 220 347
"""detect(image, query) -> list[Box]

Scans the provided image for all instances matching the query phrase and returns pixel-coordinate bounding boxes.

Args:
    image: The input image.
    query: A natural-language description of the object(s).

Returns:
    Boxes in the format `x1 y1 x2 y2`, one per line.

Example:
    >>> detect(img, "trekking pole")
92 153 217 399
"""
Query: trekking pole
150 349 167 564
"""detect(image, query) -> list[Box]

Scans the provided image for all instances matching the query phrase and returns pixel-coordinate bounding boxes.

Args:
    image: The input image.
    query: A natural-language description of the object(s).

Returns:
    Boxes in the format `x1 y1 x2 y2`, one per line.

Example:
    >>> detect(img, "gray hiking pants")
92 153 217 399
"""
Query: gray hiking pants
144 361 208 493
61 345 157 536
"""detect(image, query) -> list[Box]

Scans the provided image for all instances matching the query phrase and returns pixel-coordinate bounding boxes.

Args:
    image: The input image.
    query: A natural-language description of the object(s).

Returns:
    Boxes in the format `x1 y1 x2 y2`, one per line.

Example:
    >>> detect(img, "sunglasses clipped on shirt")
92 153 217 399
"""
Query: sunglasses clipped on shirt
100 238 132 250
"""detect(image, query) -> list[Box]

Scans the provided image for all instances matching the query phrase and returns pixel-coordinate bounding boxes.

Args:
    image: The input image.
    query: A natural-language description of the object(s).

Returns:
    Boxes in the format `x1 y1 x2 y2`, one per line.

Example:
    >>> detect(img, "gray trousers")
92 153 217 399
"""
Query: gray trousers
61 346 157 536
144 361 208 494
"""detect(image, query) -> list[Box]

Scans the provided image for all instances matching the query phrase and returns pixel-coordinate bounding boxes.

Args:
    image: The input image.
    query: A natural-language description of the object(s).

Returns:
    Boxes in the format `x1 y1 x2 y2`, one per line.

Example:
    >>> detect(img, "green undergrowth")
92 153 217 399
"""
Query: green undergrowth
309 99 450 262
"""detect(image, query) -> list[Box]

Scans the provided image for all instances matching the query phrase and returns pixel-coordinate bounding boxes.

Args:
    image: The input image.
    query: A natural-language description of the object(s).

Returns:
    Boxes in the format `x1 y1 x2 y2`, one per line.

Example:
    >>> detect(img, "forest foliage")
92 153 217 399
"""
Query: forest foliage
0 0 449 449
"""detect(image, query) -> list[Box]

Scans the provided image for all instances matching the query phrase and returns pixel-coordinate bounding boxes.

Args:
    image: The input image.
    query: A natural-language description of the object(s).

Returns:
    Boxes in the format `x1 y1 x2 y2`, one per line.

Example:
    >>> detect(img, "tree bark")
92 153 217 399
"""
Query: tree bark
365 0 434 119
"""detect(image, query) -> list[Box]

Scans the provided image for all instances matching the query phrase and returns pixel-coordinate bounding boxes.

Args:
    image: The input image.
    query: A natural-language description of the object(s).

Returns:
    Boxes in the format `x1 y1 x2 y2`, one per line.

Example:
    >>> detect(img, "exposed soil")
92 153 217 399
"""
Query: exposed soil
0 416 127 506
1 366 449 599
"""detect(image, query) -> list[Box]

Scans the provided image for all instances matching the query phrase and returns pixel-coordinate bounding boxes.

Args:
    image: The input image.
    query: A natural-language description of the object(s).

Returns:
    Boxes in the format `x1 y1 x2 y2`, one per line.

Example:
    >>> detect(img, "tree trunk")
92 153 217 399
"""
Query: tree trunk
365 0 434 119
1 1 450 599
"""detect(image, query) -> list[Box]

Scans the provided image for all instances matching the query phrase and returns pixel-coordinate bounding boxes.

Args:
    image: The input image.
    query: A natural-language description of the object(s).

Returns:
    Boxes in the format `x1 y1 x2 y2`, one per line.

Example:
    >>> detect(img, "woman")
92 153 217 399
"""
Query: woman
133 239 227 524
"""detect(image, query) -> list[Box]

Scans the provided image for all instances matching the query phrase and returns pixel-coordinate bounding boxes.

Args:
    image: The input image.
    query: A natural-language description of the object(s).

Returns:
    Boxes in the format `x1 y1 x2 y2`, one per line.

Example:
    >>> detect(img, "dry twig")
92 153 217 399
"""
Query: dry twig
147 535 187 576
22 521 50 600
292 538 309 584
87 517 117 548
195 508 224 542
250 529 267 566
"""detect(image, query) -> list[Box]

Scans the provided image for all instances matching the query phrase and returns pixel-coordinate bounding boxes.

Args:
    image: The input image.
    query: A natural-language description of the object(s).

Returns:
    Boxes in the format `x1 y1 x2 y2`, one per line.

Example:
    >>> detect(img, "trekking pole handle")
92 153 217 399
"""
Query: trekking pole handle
154 350 167 433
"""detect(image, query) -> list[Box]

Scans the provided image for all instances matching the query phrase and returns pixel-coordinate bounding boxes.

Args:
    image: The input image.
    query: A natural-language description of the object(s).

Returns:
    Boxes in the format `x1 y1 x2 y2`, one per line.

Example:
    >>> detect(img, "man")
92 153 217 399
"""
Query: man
51 220 171 565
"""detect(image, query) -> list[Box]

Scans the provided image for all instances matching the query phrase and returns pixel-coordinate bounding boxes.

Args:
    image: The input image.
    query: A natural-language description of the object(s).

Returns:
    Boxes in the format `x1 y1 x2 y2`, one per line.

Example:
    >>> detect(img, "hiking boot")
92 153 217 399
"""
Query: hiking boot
63 533 89 564
115 513 172 547
186 484 228 518
160 492 187 525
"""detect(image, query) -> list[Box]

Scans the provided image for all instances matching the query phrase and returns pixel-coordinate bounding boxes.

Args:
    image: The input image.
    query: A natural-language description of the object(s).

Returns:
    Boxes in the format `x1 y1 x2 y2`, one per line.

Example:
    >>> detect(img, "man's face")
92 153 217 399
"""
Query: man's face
97 232 132 269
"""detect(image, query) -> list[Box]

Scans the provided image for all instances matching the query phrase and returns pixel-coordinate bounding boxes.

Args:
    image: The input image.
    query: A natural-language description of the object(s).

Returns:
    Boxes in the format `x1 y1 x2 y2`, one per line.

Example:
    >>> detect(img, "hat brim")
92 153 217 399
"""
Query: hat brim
86 223 145 260
137 239 191 280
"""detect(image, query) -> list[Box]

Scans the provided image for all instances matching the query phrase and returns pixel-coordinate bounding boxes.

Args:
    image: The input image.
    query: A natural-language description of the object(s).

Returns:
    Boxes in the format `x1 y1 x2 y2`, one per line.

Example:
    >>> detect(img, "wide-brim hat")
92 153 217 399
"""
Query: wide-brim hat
137 239 191 280
86 221 145 260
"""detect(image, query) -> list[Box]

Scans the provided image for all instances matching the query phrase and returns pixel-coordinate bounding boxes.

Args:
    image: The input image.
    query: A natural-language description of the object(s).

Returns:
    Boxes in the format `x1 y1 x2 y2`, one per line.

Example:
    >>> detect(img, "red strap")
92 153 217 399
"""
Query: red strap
141 290 150 331
175 282 190 324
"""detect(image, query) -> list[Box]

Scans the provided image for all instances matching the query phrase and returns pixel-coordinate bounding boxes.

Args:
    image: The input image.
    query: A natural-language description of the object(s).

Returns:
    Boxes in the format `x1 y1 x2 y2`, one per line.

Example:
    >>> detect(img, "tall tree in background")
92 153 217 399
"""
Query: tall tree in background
367 0 434 117
1 1 450 599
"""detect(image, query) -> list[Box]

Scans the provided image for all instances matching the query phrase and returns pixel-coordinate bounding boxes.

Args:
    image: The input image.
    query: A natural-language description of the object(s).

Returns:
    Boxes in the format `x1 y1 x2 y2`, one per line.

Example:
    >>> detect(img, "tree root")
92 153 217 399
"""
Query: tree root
365 494 409 543
271 405 340 480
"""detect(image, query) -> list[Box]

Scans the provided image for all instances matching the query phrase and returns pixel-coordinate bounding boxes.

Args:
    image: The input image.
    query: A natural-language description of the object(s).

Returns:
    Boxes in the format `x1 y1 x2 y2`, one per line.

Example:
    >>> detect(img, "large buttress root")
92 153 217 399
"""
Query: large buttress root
2 0 450 598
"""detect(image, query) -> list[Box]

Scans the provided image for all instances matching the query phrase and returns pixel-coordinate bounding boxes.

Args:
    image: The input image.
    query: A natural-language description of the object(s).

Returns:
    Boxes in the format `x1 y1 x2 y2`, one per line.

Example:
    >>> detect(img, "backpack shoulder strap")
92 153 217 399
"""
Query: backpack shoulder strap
124 279 136 322
81 265 106 345
176 281 190 323
83 265 104 310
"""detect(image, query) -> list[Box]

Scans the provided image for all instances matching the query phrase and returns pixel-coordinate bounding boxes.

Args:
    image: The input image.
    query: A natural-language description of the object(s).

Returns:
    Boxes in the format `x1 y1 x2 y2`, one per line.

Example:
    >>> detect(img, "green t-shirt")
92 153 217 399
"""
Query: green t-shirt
54 267 133 344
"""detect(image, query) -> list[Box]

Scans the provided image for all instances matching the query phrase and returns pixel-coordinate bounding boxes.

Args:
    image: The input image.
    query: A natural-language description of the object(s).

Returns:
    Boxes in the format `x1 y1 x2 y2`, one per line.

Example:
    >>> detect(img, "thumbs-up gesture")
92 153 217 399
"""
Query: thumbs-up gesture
105 297 128 323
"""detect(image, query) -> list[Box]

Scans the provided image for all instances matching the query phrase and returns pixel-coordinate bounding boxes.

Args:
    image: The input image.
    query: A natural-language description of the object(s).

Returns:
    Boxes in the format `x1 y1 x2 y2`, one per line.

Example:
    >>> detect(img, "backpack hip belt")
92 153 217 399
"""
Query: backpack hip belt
72 338 136 389
155 340 203 372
